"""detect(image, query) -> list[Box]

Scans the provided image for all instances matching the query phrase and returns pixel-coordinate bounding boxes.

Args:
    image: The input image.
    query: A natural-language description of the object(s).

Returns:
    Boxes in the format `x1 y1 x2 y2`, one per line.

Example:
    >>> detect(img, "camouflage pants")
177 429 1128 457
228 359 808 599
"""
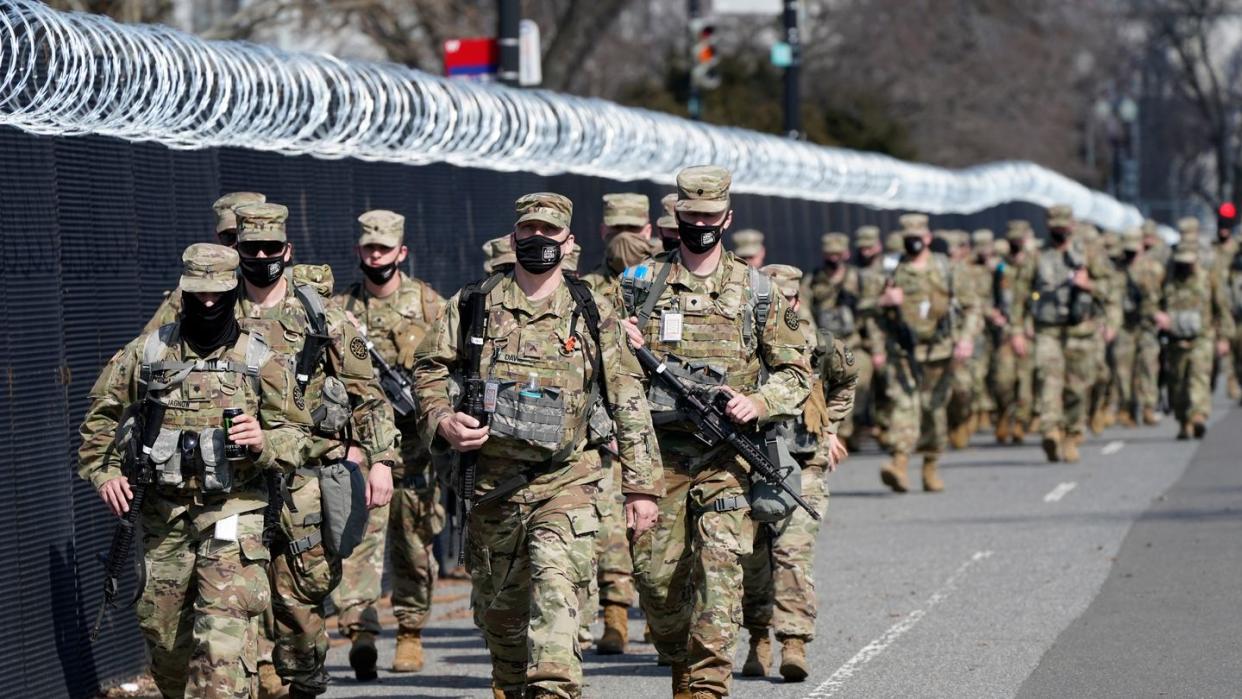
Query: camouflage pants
1112 328 1160 416
632 454 754 697
1168 338 1213 423
883 356 952 457
580 455 636 637
740 463 829 641
468 482 599 697
947 360 975 433
991 341 1034 425
332 462 388 638
849 349 875 440
1088 336 1112 418
389 478 445 632
138 508 269 699
1034 329 1097 436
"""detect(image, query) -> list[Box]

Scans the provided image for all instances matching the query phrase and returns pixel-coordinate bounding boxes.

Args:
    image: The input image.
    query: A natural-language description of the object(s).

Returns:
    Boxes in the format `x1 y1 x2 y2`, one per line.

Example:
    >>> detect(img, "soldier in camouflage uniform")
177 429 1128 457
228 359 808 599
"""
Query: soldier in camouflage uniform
1158 242 1234 438
946 229 995 447
873 214 979 492
1010 205 1117 463
619 165 811 698
850 226 885 447
79 243 313 699
414 192 663 699
1111 228 1164 427
740 264 857 683
989 221 1037 443
334 210 447 674
1205 213 1239 398
655 193 682 254
144 192 267 333
227 203 399 696
732 228 766 268
581 193 653 294
803 232 868 450
1143 219 1170 267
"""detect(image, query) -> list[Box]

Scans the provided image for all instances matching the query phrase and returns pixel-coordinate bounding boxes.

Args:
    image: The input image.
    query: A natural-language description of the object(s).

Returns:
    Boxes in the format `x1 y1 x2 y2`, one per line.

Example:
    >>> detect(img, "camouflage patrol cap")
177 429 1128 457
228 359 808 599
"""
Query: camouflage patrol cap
1173 242 1198 263
1047 204 1074 229
1121 228 1143 252
482 234 515 274
657 193 678 229
821 232 849 254
899 213 930 236
854 225 881 247
885 231 903 253
1141 219 1159 236
516 192 573 230
947 230 970 251
562 243 582 273
235 202 288 243
760 264 803 297
993 238 1011 257
732 229 765 257
675 165 731 214
971 229 994 248
180 243 239 293
1177 216 1200 237
213 192 265 233
1006 219 1031 242
1102 231 1121 256
358 209 405 248
602 193 650 228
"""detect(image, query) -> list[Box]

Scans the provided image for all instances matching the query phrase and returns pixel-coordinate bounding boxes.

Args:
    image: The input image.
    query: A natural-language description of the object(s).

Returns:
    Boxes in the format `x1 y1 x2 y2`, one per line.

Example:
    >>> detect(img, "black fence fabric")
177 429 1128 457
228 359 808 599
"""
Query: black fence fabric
0 124 1043 698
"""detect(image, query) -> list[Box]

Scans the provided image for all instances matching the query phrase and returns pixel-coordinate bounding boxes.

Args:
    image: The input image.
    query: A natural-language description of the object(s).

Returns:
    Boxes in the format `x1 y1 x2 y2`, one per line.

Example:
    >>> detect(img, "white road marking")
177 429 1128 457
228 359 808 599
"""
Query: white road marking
803 550 994 698
1101 440 1125 455
1043 481 1078 503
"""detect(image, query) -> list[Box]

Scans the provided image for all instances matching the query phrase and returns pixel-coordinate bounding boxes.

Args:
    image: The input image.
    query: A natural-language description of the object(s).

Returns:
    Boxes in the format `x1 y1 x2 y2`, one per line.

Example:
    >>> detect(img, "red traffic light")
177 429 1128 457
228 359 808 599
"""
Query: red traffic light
1219 202 1237 219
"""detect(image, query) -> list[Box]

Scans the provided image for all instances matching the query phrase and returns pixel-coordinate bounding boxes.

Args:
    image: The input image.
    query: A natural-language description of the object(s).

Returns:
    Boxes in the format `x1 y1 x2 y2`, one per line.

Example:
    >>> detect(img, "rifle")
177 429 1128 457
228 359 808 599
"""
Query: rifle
990 262 1009 348
449 281 493 564
90 398 166 641
361 334 418 417
632 346 819 520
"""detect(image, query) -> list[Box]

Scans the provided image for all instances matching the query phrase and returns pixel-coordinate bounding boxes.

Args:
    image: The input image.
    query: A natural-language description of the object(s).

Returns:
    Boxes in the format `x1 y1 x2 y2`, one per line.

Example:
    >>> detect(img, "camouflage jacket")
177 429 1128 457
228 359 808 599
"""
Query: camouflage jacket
872 253 981 362
78 327 313 531
1120 255 1164 330
1161 266 1235 343
413 273 663 501
1011 242 1116 338
803 265 868 348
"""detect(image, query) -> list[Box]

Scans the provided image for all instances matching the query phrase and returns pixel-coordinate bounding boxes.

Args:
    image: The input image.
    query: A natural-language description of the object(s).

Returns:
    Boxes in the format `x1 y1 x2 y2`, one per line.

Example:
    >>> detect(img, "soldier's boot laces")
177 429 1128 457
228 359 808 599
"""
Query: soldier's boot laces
880 454 910 493
392 629 424 673
741 630 772 677
779 637 810 682
1041 430 1062 463
597 603 629 655
1192 414 1207 439
1063 433 1081 463
994 415 1011 444
349 631 379 681
922 456 944 493
672 663 693 699
257 662 287 699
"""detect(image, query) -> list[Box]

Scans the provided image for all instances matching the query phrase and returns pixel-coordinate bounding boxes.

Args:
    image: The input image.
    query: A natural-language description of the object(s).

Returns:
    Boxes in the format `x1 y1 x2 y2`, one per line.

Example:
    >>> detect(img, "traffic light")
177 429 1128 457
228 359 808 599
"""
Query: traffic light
1218 201 1238 230
690 19 721 91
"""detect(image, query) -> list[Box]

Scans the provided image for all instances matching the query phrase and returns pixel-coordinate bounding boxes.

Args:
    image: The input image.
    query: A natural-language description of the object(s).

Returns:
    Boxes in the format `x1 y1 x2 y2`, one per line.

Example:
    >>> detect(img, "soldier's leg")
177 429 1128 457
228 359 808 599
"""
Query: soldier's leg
1188 339 1214 421
1063 335 1097 440
740 524 774 636
1112 330 1137 418
1136 331 1162 417
467 498 532 694
1034 332 1067 435
390 483 443 633
917 359 953 457
770 464 828 642
188 512 271 699
972 349 995 425
946 362 973 446
885 361 920 457
632 467 693 666
136 511 196 698
849 349 874 445
332 480 389 639
991 343 1017 438
1016 351 1036 427
597 457 636 608
1168 343 1192 425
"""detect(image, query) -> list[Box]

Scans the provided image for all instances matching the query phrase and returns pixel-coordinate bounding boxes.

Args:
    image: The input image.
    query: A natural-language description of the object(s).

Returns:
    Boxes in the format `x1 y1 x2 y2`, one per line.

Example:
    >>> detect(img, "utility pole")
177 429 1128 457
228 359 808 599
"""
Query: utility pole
783 0 801 139
688 0 702 120
497 0 520 87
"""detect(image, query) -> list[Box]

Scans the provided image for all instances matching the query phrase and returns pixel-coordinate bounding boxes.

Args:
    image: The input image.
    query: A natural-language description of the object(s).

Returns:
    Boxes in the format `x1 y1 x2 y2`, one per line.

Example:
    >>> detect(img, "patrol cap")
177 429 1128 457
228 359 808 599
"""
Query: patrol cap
821 232 849 254
675 165 731 214
358 209 405 248
1173 242 1198 263
971 229 994 248
482 235 515 273
947 230 970 251
516 192 573 230
760 264 803 297
562 243 582 273
656 193 678 229
1121 228 1143 252
732 229 765 257
213 192 265 233
1141 219 1159 236
1047 204 1074 229
899 213 929 237
854 225 881 248
1005 219 1031 241
1177 216 1200 237
602 193 650 228
235 202 288 243
1102 231 1121 256
885 231 903 253
180 243 239 293
993 238 1011 257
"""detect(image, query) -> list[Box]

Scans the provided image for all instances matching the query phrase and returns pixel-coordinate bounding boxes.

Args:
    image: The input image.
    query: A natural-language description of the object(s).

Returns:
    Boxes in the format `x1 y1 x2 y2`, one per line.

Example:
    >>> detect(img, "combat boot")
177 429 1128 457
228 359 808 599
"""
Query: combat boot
1117 410 1136 428
1089 409 1107 435
976 412 992 433
1229 375 1240 400
741 629 771 677
922 456 944 492
779 637 809 682
1192 414 1207 439
1011 420 1026 444
392 629 424 673
349 631 378 681
691 692 722 699
1142 408 1160 425
949 421 971 450
258 662 287 699
994 415 1011 444
672 663 692 699
880 454 909 493
1062 433 1081 463
1041 430 1062 463
1177 422 1192 440
597 603 628 655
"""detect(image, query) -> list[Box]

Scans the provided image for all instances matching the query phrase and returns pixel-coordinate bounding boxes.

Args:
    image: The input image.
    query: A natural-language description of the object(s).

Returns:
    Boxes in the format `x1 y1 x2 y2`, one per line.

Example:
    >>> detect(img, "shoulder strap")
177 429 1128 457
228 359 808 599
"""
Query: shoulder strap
292 282 332 386
139 323 179 398
457 272 505 372
621 251 678 326
562 273 609 414
748 265 773 329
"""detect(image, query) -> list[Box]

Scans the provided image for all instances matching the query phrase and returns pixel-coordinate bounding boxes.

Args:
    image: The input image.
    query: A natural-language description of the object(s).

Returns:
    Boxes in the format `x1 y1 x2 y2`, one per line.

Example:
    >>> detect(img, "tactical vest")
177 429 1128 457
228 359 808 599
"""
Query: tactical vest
1032 248 1094 327
342 276 438 362
1163 269 1208 340
1229 268 1242 320
811 268 859 339
136 324 271 493
893 254 954 342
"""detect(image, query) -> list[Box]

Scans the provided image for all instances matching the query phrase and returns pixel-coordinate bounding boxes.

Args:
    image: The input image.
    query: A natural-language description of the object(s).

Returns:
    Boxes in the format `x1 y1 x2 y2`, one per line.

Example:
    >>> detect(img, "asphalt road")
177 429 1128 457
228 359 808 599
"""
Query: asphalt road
322 397 1242 698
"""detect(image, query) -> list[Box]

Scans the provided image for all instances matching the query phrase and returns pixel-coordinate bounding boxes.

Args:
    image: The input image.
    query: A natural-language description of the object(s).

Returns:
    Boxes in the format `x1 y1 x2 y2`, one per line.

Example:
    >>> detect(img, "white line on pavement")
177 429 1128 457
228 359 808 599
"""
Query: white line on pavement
1101 440 1125 455
802 550 995 699
1043 481 1078 503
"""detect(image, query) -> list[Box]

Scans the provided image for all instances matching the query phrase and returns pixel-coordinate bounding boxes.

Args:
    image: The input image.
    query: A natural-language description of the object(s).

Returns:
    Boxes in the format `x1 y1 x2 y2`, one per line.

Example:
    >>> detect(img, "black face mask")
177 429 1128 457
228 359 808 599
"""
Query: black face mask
1049 229 1069 246
239 254 286 287
1123 250 1138 265
182 289 239 356
677 220 723 254
904 237 925 256
1173 261 1195 278
514 234 564 274
360 259 398 284
661 235 680 252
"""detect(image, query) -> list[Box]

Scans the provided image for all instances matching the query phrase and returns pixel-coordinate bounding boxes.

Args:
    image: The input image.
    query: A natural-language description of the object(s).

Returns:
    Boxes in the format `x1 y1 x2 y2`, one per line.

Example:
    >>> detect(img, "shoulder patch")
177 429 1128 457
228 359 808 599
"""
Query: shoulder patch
784 306 800 330
292 383 306 410
349 336 368 360
843 345 855 366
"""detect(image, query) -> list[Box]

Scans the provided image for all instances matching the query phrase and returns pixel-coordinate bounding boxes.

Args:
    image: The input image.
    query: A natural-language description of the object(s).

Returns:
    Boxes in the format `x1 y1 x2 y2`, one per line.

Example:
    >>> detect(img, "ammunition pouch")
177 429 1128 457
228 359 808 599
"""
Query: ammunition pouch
647 355 727 429
585 395 616 451
312 376 351 436
747 428 802 523
487 383 578 462
771 417 819 456
1168 309 1203 340
197 427 232 493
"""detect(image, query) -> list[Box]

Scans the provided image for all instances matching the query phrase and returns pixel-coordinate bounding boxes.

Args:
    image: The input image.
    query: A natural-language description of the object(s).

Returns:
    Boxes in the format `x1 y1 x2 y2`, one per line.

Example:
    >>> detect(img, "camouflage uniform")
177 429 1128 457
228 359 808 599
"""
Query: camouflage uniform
78 244 313 699
622 166 811 697
1161 243 1234 436
947 230 995 446
731 228 766 267
990 222 1037 442
850 226 885 445
1111 230 1163 425
413 193 663 697
227 203 399 695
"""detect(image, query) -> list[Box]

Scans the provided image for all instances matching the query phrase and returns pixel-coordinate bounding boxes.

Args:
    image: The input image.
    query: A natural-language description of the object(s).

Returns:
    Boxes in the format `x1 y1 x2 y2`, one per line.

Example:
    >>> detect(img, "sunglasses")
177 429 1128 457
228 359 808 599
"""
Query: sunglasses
238 241 286 258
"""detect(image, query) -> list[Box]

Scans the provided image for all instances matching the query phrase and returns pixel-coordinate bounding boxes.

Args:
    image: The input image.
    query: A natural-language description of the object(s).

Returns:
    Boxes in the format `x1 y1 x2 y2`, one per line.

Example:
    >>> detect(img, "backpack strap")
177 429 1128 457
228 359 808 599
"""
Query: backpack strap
292 282 332 386
457 272 506 371
745 265 773 347
621 251 678 326
343 282 363 316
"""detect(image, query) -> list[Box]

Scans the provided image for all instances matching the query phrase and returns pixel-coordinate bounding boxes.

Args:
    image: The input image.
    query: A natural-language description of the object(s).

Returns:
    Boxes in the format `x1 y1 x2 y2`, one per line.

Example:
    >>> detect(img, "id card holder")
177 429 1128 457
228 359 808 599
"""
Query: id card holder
483 380 499 413
661 312 684 342
918 299 931 320
214 513 239 542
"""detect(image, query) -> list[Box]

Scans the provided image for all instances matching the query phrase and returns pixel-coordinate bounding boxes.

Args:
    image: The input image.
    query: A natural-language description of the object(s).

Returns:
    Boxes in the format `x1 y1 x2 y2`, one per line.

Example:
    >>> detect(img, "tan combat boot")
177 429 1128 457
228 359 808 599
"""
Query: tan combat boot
1089 409 1106 435
949 421 971 450
692 692 722 699
1011 419 1027 444
1192 414 1207 439
672 663 693 699
880 454 910 493
741 629 772 677
392 629 424 672
1142 408 1160 426
597 603 629 655
994 415 1011 444
1062 433 1081 463
1117 410 1136 428
779 637 809 682
257 662 287 699
922 456 944 492
349 631 378 681
1041 430 1062 463
976 412 992 433
1229 375 1240 400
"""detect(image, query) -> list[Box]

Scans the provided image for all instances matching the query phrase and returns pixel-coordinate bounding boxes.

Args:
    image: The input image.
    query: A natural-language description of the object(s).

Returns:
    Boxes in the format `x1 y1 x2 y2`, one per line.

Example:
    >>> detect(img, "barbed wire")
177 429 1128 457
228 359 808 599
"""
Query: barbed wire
0 0 1142 230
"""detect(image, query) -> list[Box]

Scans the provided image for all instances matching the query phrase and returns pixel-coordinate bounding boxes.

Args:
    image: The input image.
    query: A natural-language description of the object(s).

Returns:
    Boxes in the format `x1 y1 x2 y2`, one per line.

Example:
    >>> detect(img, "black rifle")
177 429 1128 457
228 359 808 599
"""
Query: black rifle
633 346 819 520
90 398 166 641
880 304 923 392
362 334 418 417
449 280 493 564
990 262 1009 347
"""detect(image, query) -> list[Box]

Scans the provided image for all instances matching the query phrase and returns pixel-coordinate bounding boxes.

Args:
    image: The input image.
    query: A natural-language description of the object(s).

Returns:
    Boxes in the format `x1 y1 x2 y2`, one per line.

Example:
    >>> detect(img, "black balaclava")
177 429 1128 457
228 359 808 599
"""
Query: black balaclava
182 289 239 356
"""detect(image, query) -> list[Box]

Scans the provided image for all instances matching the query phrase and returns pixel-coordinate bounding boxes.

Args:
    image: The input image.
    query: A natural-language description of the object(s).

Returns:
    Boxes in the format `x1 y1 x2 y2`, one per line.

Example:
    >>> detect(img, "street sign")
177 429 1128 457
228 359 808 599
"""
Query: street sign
770 41 792 67
444 37 498 80
712 0 782 14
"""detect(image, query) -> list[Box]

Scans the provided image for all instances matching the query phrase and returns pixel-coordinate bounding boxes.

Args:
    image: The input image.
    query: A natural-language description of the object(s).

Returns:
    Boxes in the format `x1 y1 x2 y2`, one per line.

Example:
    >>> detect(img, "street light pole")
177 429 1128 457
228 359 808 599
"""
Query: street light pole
782 0 801 139
688 0 702 121
497 0 520 87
